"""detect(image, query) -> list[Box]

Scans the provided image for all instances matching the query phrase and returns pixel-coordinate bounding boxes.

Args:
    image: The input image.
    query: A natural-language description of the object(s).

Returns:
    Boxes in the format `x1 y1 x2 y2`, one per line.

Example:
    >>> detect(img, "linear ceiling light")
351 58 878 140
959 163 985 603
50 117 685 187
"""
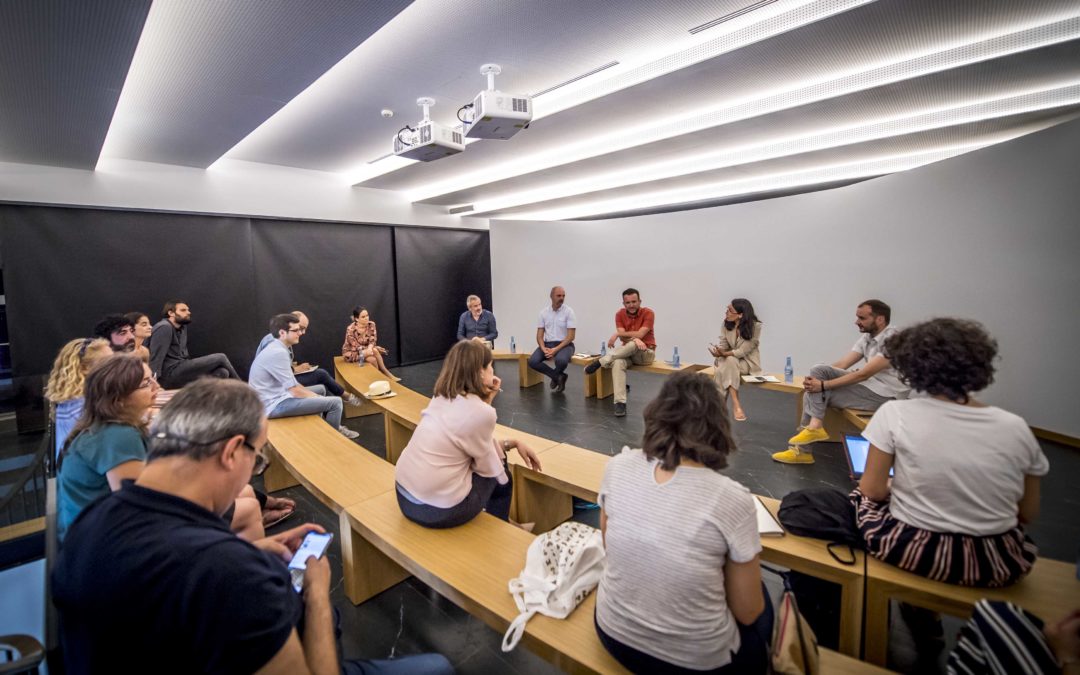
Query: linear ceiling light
407 15 1080 202
501 140 1008 221
343 0 877 185
463 81 1080 215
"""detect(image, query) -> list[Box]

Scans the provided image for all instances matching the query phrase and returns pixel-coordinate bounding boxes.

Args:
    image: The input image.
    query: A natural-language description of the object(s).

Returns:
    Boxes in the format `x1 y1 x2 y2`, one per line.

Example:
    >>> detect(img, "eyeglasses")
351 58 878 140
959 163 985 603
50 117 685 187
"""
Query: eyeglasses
151 431 269 476
286 328 302 334
138 375 159 390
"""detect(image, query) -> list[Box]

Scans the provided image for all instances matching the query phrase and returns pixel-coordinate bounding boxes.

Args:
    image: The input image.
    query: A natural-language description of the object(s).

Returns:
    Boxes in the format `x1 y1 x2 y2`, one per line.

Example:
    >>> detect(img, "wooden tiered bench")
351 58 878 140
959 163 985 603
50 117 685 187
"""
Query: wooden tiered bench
492 350 602 397
863 556 1080 666
699 368 871 440
511 443 869 657
339 489 889 674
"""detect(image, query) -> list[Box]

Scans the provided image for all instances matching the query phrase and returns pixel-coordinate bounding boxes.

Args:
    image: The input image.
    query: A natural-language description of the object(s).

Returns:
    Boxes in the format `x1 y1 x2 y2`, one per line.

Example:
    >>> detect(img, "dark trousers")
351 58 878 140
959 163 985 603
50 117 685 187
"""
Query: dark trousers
396 472 513 529
528 341 575 380
297 368 345 397
161 353 240 388
595 584 773 674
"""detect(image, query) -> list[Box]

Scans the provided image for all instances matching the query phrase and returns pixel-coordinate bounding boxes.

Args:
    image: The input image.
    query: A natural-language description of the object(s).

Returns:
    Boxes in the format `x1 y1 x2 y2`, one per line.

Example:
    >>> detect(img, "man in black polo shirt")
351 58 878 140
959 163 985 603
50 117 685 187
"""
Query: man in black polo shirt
148 300 241 387
52 379 453 675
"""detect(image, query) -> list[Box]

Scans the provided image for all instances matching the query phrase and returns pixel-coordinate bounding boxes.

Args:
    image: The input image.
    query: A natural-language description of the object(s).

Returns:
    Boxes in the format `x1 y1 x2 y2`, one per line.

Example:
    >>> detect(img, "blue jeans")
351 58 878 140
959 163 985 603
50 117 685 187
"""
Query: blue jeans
396 471 513 529
342 653 454 675
269 385 343 430
528 341 575 380
296 367 345 397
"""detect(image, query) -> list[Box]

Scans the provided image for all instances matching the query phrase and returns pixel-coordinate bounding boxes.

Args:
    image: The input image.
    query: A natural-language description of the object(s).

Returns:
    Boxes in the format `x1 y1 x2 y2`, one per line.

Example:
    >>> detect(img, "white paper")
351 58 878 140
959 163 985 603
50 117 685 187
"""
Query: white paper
755 497 784 536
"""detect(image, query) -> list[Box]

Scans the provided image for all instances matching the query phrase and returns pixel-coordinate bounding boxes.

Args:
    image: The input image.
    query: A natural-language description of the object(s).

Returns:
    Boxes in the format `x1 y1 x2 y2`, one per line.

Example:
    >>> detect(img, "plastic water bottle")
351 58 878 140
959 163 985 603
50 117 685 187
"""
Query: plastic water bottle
510 336 516 354
672 346 680 368
600 341 607 357
784 356 793 384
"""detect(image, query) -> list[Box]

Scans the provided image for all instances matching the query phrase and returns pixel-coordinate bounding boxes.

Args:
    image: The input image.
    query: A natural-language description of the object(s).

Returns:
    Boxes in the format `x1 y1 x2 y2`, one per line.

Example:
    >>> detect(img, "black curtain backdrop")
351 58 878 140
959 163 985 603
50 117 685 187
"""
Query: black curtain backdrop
394 226 492 364
0 206 489 426
249 218 398 369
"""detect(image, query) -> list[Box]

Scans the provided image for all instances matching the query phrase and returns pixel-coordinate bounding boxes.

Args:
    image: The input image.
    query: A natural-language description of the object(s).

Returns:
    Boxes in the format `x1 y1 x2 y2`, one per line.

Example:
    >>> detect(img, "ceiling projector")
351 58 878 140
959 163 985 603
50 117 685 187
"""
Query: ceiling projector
393 97 464 162
459 64 532 140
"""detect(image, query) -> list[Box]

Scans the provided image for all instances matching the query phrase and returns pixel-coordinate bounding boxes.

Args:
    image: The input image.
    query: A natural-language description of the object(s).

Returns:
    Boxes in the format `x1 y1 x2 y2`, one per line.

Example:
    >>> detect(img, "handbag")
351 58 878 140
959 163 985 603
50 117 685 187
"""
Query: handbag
500 521 606 652
778 488 863 562
771 570 821 675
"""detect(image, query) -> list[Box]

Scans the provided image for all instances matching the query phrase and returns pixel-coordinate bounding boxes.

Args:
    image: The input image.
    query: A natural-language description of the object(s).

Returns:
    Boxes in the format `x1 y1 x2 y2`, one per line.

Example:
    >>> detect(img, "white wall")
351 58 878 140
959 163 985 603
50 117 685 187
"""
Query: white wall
0 157 486 229
491 116 1080 437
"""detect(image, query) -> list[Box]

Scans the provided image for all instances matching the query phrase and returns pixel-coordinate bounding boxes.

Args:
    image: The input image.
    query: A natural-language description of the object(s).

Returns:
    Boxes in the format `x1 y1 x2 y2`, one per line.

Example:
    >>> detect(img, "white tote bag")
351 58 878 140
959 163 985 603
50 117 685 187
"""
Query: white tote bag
500 521 606 652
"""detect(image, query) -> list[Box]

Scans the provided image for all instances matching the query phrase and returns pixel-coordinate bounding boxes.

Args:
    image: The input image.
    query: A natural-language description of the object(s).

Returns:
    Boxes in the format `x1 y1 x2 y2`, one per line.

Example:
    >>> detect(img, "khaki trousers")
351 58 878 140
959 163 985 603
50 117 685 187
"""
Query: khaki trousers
599 342 655 403
713 355 752 391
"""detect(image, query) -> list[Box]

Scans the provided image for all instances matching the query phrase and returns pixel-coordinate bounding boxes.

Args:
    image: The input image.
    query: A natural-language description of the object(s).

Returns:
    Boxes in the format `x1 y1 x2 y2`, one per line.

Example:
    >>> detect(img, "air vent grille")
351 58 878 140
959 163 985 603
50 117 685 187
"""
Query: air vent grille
689 0 778 35
512 98 529 113
531 61 619 97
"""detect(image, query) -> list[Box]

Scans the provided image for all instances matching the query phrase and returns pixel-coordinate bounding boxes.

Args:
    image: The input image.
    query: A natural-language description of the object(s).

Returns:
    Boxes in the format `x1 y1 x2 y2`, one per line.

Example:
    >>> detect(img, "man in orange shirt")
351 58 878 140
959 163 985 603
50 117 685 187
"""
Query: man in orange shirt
586 288 656 417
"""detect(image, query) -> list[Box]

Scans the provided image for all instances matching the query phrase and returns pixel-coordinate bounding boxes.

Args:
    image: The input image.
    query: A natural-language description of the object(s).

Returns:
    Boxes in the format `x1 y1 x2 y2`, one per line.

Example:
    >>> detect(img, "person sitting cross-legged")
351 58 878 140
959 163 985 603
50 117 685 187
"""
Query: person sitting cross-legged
51 378 454 675
251 313 356 439
773 299 908 465
585 287 656 417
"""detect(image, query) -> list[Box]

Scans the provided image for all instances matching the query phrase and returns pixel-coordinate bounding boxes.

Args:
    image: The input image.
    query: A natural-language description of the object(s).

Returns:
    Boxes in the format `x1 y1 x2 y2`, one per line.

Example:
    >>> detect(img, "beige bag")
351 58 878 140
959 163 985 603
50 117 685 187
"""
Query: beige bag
771 579 820 675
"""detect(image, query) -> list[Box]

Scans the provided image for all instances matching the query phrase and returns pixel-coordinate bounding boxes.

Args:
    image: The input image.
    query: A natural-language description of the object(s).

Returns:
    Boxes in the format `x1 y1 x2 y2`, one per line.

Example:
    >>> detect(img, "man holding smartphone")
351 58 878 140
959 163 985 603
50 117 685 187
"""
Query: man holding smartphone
52 379 453 675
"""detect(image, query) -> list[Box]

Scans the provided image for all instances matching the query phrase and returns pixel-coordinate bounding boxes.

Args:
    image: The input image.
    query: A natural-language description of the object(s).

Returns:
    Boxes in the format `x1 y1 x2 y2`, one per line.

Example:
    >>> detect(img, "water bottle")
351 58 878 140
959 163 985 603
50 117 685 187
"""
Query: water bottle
784 356 793 384
672 346 680 368
600 341 607 357
510 336 516 354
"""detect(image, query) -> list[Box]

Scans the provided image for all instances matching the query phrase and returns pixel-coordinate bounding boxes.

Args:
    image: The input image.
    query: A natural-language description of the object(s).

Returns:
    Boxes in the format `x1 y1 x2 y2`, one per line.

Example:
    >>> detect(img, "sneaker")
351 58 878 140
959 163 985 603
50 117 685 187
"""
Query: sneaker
338 426 360 440
345 393 364 407
787 427 830 446
772 446 815 464
555 372 568 393
614 402 626 417
584 360 602 375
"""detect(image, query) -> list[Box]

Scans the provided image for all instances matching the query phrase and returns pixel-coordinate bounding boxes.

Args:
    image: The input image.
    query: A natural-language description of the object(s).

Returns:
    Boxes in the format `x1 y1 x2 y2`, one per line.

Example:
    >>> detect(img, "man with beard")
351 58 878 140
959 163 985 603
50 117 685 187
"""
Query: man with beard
149 300 239 388
93 314 137 353
773 299 908 465
584 288 656 417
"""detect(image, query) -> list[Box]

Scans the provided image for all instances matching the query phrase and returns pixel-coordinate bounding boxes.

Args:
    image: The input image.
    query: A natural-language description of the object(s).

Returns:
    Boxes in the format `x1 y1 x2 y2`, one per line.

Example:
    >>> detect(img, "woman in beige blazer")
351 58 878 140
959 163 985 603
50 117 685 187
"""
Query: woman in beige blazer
709 298 762 422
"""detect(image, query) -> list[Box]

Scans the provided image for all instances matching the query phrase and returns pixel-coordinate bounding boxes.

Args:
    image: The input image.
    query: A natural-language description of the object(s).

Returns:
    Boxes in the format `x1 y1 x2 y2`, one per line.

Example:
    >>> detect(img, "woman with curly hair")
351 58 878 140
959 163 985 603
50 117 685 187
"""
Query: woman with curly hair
853 318 1048 587
595 371 772 673
45 338 114 460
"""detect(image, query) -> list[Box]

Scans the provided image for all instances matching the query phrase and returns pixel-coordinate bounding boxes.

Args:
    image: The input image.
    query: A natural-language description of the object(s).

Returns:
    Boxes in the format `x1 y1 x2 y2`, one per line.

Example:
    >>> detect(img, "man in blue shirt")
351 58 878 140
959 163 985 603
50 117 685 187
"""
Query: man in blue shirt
456 294 498 345
256 310 364 409
52 378 453 675
528 286 577 393
250 314 356 439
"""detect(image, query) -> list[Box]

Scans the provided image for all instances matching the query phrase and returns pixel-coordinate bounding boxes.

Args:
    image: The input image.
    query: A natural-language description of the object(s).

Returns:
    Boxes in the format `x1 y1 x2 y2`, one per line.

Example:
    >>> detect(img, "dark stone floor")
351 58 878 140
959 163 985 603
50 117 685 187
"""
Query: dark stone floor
255 359 1080 674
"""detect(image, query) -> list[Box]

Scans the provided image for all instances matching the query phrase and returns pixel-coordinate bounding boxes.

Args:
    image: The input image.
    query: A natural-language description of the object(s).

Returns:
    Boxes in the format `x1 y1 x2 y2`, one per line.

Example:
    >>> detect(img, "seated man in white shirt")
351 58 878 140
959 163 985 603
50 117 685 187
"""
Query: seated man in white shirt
527 286 577 393
249 314 357 439
773 299 908 465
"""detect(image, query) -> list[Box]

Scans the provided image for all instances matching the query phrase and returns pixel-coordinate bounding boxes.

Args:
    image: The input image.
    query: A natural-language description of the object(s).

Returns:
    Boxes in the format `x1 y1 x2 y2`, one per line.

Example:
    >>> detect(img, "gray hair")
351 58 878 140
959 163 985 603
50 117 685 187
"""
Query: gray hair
466 295 481 307
148 379 264 461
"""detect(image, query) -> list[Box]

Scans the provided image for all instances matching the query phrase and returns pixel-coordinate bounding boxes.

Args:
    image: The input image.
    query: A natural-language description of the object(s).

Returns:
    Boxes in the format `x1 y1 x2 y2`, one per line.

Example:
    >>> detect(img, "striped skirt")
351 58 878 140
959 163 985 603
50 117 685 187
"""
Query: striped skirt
849 488 1038 588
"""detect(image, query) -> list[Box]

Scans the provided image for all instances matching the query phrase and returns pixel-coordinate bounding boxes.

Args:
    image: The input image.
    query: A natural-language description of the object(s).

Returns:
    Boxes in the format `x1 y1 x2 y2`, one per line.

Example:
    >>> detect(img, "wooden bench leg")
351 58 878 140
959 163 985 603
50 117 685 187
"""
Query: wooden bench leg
339 510 410 605
383 414 414 464
514 475 574 533
595 368 613 400
518 358 544 388
837 574 865 658
263 443 300 492
864 578 892 666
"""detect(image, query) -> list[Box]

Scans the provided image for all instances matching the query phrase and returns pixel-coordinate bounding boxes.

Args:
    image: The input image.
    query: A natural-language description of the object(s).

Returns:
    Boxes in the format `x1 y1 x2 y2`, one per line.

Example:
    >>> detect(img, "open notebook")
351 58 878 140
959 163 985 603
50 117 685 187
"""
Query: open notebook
755 496 784 537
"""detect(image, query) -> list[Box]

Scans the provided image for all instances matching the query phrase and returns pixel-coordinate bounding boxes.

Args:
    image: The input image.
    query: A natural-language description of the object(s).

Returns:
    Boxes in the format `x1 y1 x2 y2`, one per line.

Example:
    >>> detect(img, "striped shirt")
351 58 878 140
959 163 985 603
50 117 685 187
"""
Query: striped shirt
596 448 761 670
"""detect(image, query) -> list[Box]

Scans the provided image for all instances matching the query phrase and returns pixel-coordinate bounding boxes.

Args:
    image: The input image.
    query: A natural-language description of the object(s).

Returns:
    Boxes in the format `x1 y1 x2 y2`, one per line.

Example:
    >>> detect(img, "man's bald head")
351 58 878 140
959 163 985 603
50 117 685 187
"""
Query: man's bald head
290 311 309 333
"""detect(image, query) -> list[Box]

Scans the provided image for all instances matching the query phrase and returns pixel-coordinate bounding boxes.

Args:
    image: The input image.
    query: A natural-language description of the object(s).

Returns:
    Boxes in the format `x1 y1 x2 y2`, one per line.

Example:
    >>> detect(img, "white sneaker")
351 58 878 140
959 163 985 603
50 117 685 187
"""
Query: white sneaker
346 393 364 407
338 426 359 439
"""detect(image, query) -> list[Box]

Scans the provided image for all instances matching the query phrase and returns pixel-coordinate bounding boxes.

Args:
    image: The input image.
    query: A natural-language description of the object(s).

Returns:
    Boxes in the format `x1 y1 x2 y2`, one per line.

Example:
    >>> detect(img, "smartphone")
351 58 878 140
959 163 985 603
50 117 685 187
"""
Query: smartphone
288 531 333 592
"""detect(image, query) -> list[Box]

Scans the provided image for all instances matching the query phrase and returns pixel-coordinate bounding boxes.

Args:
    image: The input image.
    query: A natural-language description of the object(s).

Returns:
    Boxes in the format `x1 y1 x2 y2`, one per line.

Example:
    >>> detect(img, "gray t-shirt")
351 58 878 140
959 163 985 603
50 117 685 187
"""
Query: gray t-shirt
851 325 907 398
596 448 761 670
248 339 297 414
864 397 1049 535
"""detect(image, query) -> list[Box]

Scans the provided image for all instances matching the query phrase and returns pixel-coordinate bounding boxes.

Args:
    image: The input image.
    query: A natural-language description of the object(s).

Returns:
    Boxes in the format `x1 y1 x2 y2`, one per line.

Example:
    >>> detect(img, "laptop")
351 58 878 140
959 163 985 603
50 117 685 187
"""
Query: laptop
842 433 893 481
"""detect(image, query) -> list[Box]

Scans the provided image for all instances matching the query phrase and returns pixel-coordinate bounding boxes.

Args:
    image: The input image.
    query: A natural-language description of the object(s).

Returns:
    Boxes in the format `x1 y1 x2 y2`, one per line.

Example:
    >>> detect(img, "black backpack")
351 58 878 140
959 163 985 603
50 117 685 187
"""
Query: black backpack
778 488 863 551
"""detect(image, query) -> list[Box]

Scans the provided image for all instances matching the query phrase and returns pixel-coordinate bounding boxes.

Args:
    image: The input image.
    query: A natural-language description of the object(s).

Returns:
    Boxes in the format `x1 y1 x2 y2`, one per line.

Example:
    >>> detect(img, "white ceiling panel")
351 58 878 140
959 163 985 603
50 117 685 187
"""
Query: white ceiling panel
99 0 414 168
224 0 762 172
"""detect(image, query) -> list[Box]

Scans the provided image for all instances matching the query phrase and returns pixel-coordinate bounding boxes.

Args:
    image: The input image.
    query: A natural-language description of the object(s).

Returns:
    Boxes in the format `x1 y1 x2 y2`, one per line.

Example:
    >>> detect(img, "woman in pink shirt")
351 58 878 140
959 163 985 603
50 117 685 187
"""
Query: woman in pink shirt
395 340 541 528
